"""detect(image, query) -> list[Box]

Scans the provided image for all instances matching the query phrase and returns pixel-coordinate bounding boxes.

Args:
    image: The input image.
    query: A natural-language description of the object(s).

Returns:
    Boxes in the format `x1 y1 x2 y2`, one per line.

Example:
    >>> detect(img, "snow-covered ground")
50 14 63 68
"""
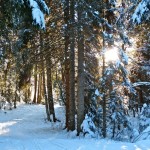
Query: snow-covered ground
0 104 150 150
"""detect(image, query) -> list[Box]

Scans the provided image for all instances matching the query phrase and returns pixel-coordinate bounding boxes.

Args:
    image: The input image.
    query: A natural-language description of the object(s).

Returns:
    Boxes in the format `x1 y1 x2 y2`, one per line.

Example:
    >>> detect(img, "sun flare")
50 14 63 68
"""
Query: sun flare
105 48 119 62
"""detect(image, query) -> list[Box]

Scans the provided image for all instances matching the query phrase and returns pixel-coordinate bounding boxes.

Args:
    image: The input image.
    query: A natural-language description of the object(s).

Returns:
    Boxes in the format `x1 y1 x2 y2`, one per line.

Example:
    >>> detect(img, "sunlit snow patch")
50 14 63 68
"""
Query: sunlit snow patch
0 121 16 135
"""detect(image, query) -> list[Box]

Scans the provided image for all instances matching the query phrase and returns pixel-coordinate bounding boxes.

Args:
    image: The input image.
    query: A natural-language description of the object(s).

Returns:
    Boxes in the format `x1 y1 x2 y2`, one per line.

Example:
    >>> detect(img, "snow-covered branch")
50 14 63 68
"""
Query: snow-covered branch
27 0 49 29
132 0 150 24
132 82 150 87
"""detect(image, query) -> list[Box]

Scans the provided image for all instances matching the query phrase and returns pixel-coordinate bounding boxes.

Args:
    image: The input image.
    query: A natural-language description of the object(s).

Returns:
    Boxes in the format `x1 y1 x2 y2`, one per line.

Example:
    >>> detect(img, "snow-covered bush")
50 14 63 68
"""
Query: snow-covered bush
0 95 6 109
0 95 13 110
106 90 133 141
81 114 97 138
133 126 150 142
139 103 150 133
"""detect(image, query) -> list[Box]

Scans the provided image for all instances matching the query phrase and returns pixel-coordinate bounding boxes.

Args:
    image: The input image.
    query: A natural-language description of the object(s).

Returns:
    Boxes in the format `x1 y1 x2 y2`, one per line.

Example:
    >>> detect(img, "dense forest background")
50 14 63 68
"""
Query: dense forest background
0 0 149 142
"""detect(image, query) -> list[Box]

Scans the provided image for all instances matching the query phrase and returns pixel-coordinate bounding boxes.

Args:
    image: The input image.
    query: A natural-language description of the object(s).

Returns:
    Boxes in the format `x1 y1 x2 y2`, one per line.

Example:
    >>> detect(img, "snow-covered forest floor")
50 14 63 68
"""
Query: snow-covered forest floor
0 104 150 150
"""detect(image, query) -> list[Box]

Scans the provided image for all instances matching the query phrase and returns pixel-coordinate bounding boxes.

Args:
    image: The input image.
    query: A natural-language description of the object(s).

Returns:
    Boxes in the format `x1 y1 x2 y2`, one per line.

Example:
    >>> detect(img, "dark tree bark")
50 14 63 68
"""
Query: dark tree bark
46 57 56 122
33 64 37 103
77 4 85 135
37 73 42 104
68 0 75 131
64 0 70 130
14 82 17 109
102 52 106 138
102 0 112 138
42 60 50 121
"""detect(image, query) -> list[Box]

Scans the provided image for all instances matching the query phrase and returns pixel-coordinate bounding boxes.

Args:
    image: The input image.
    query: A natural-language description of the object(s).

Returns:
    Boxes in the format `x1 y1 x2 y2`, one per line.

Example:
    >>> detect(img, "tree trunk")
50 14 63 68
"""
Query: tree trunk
14 93 17 108
27 74 31 101
37 73 42 104
14 80 18 109
46 57 56 122
33 65 37 103
77 5 85 135
64 0 70 130
102 0 107 138
68 0 75 131
42 60 50 121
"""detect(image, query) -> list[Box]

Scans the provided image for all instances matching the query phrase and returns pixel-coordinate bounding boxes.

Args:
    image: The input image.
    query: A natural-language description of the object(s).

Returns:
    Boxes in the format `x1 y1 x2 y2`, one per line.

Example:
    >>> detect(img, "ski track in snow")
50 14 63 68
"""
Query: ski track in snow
0 104 150 150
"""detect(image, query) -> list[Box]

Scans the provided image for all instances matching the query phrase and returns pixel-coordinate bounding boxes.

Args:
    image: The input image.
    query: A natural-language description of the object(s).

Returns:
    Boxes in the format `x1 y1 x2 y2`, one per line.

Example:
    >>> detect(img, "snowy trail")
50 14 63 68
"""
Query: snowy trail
0 104 150 150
